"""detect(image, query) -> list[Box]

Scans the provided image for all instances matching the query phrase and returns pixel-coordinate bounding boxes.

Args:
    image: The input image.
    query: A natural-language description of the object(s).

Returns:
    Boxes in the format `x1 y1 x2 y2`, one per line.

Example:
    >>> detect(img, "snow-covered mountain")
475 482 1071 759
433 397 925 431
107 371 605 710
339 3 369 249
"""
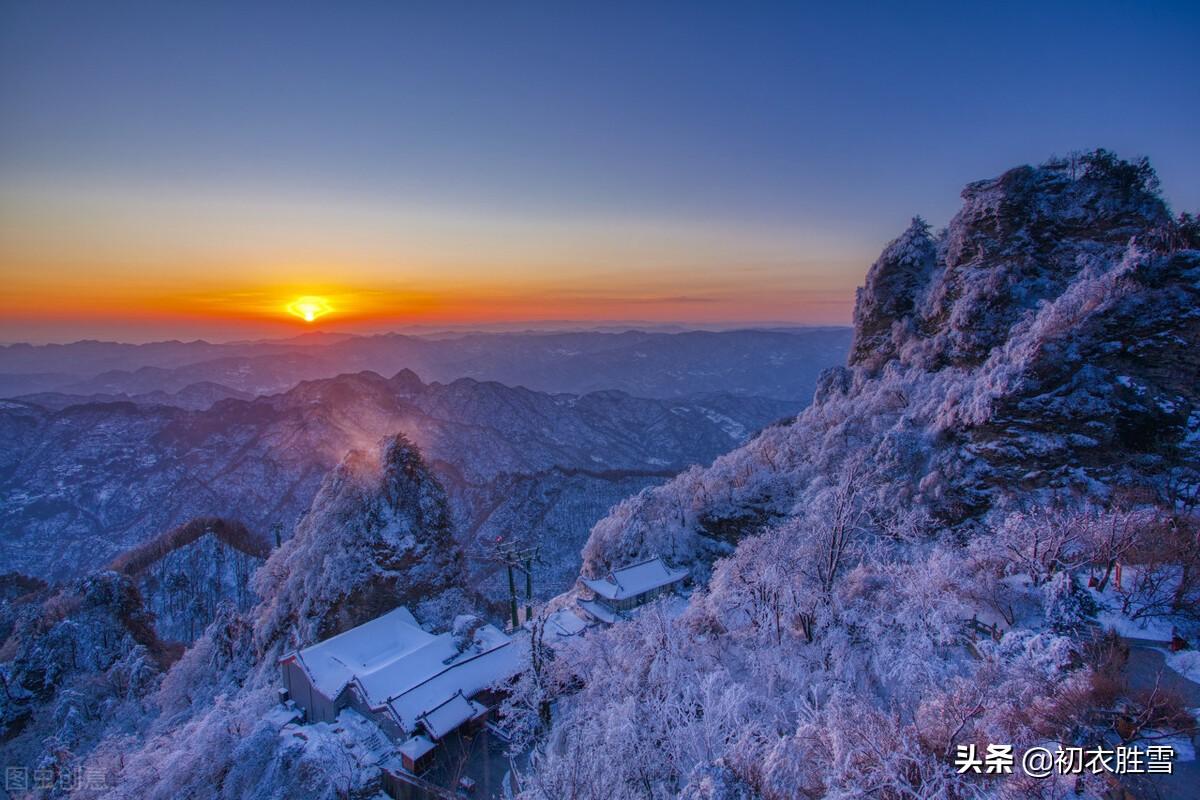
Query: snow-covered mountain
522 152 1200 799
581 151 1199 580
0 571 173 777
0 370 798 598
253 434 467 646
0 436 470 798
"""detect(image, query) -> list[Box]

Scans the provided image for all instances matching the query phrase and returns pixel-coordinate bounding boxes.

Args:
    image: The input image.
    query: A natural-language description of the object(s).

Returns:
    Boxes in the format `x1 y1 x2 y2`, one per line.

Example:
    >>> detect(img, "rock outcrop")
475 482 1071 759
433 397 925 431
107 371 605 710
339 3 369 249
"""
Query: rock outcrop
253 434 465 648
580 151 1199 577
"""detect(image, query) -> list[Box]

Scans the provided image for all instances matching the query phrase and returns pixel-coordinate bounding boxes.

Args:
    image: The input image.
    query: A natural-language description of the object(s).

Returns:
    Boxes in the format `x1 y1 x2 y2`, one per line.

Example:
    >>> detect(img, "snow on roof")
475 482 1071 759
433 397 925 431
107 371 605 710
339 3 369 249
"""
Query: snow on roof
386 639 520 734
581 557 687 601
576 598 621 624
397 735 437 761
290 606 520 744
538 608 590 644
417 691 481 740
292 606 432 698
354 636 460 707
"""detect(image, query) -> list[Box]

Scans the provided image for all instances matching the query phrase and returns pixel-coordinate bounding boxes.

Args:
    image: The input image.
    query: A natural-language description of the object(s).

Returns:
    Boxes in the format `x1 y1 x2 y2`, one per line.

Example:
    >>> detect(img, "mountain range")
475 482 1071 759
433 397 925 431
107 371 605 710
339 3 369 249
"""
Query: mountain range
0 327 851 402
0 369 801 601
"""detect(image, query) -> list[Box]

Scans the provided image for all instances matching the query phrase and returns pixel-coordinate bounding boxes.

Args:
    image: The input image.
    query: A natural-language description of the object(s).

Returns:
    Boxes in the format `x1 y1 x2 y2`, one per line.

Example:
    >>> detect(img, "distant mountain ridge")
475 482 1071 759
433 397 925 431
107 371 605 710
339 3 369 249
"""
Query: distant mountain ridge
0 328 851 402
0 369 802 592
16 381 254 411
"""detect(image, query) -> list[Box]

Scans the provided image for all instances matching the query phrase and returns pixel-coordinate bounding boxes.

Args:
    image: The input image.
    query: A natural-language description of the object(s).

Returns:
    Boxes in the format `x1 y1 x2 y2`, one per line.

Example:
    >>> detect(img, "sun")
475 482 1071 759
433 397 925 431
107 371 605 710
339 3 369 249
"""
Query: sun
287 296 333 323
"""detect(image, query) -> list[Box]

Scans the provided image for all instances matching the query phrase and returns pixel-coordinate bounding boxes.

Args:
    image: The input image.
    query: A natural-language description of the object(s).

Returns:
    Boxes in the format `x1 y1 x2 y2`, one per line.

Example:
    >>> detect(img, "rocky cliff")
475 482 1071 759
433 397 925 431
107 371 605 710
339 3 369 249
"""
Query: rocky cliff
253 434 466 647
581 151 1199 578
529 151 1200 800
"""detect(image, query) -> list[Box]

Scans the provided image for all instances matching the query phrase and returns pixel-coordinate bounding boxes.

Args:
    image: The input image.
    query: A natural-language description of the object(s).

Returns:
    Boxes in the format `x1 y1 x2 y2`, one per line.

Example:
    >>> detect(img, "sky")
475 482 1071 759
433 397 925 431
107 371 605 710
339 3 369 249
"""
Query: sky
1 0 1197 343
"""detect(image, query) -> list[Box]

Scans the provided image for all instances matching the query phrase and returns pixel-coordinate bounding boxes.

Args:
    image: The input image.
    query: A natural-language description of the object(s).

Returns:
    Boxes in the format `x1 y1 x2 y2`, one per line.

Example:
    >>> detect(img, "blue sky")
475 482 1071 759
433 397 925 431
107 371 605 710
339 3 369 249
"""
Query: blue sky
1 0 1197 340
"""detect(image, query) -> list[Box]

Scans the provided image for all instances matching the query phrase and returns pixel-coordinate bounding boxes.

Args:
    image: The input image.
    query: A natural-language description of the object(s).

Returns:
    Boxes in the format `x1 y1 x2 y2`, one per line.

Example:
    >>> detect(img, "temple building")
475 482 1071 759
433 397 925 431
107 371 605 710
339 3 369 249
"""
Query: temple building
278 606 519 777
577 556 688 623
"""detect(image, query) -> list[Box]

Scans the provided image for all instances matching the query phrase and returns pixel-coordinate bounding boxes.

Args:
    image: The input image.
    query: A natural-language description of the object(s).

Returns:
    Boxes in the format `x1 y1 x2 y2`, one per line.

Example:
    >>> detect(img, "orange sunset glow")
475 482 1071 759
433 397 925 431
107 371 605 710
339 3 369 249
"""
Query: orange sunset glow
0 134 870 342
0 220 865 342
287 296 333 323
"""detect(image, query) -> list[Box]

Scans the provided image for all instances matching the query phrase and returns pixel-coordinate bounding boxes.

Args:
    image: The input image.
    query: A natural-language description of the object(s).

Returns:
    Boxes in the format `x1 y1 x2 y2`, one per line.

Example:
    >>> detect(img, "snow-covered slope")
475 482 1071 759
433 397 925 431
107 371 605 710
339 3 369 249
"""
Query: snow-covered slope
519 152 1199 800
0 572 172 774
109 517 271 643
580 151 1199 581
0 372 799 587
0 435 474 799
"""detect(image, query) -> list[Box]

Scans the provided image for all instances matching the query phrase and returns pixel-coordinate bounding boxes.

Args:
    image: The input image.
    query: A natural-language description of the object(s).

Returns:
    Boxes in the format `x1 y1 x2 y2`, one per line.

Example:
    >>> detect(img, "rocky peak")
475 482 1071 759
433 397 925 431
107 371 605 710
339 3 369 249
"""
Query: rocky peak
850 216 937 370
850 150 1178 373
389 367 426 397
252 433 465 650
578 151 1198 578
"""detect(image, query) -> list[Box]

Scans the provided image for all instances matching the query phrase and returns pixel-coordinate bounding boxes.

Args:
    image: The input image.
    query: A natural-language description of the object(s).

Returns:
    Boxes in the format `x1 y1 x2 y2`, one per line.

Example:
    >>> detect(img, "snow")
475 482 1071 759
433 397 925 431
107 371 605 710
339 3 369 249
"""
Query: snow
396 734 437 760
529 153 1200 799
545 609 587 639
335 708 396 763
354 636 461 707
1095 609 1177 641
582 557 688 600
699 408 746 440
417 692 483 739
1086 572 1185 642
385 640 521 733
289 604 520 742
576 598 621 624
263 705 303 727
291 606 432 698
1166 650 1200 683
1143 735 1196 762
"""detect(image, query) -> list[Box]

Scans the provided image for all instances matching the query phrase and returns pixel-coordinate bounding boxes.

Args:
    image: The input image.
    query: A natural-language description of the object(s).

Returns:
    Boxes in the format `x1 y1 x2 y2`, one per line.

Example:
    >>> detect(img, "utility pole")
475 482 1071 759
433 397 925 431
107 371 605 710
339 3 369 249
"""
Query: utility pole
494 540 539 631
524 554 533 624
506 561 519 631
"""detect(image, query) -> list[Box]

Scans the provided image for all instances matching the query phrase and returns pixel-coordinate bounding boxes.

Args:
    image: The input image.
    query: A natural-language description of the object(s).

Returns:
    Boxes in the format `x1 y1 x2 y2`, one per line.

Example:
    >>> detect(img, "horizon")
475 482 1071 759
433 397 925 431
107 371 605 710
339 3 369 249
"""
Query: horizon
0 319 852 348
2 1 1198 343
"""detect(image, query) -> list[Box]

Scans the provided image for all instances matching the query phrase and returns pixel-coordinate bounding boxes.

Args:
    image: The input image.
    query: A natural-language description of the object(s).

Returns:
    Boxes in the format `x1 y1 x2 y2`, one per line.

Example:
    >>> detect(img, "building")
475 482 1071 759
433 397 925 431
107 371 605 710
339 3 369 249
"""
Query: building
532 607 591 648
577 557 688 623
278 606 520 776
